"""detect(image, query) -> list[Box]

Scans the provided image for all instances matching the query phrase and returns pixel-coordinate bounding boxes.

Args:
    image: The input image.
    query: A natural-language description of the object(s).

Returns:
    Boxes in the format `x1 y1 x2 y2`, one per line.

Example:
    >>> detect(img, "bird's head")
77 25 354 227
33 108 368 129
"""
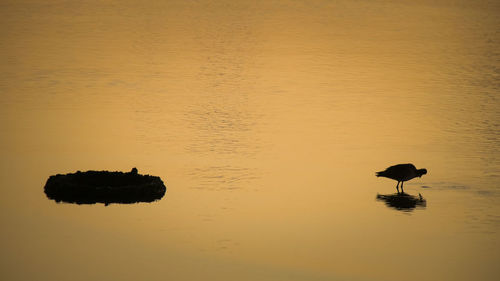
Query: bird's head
417 168 427 177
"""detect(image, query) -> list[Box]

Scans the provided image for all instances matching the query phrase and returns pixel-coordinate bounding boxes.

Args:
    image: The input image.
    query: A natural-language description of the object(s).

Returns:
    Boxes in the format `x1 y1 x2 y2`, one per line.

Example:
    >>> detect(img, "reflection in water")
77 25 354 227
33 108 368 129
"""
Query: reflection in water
44 169 166 206
188 165 258 190
181 10 262 190
183 6 260 158
376 192 426 212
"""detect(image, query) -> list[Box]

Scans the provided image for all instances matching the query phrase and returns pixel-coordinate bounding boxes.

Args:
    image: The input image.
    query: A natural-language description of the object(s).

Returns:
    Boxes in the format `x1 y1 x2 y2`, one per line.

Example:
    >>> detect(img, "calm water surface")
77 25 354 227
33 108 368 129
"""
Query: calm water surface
1 1 499 280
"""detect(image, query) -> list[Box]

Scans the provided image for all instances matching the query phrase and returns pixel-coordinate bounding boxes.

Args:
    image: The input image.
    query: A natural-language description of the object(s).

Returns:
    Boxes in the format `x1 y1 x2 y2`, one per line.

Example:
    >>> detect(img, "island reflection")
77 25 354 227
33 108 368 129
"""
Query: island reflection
376 192 426 212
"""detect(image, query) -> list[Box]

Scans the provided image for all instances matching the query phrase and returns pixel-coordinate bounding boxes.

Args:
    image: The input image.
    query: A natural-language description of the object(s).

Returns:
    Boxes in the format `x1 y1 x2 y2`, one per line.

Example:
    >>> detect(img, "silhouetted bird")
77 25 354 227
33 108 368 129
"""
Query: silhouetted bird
376 164 427 193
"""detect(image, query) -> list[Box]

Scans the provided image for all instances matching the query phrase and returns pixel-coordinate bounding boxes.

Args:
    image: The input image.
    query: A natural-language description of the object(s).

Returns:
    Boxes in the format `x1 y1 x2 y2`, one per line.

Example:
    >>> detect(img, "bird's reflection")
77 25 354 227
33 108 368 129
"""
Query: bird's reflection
376 192 426 212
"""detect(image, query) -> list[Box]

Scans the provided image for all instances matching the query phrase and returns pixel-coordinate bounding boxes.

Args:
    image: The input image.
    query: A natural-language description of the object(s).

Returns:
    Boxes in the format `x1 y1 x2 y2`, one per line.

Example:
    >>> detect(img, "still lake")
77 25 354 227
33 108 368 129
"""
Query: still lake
1 1 499 280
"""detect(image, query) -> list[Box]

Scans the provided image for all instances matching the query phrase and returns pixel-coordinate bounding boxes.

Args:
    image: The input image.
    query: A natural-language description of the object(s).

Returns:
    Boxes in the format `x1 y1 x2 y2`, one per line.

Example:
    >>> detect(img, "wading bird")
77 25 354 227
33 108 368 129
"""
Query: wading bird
376 163 427 193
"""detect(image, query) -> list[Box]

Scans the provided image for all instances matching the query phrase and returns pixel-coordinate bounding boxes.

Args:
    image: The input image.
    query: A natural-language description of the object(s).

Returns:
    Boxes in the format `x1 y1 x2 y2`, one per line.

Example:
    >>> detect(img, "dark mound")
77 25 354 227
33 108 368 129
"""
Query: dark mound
376 192 426 212
44 168 166 205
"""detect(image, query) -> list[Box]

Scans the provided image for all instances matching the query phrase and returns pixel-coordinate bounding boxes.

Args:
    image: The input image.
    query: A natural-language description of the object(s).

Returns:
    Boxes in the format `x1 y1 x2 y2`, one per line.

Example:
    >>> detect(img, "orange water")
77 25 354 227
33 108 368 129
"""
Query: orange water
1 1 499 280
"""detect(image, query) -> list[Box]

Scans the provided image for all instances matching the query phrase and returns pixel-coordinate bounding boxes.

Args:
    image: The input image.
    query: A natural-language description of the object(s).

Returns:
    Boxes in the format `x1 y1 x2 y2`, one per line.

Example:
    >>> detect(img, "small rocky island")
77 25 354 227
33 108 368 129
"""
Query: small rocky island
44 168 166 205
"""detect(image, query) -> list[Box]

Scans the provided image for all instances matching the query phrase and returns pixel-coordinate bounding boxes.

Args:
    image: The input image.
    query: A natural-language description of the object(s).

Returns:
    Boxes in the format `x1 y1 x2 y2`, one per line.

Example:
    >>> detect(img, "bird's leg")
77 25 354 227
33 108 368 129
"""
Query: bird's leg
401 181 404 193
396 181 400 193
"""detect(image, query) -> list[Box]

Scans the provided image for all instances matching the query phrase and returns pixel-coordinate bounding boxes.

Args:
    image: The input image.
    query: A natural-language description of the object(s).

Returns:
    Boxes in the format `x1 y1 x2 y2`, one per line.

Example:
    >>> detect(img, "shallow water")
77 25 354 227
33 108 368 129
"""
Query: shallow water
1 1 499 280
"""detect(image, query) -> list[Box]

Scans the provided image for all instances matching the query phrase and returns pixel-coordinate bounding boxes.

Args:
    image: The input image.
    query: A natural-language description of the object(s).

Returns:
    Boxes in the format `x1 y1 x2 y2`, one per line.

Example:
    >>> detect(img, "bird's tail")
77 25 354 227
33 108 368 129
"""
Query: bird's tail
375 171 385 177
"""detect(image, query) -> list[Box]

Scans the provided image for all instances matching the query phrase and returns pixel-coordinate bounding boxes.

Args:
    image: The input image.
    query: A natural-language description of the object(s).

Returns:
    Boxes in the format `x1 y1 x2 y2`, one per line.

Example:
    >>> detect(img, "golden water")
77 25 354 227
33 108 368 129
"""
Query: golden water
1 1 499 280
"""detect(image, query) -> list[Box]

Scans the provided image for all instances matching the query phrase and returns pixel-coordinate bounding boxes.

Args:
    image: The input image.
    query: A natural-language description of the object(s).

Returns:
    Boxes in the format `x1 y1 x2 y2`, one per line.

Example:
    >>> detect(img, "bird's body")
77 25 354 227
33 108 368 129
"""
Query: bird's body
376 163 427 192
